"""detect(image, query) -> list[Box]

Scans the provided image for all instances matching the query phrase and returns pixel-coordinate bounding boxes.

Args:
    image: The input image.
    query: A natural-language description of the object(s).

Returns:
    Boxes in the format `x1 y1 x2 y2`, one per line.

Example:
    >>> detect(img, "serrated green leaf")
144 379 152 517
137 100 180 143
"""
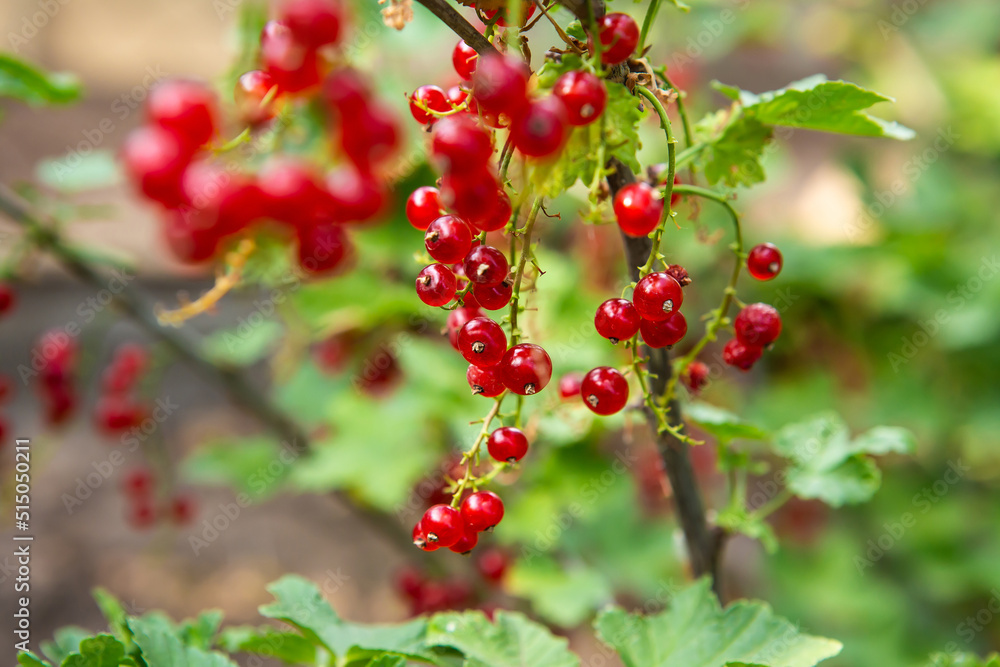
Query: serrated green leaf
128 614 237 667
61 635 127 667
595 579 841 667
684 402 769 443
426 610 579 667
849 426 917 457
41 626 91 664
0 54 81 106
361 655 407 667
202 320 283 366
925 653 1000 667
260 575 430 660
219 626 318 664
787 456 882 507
16 653 51 667
91 589 133 649
701 115 772 188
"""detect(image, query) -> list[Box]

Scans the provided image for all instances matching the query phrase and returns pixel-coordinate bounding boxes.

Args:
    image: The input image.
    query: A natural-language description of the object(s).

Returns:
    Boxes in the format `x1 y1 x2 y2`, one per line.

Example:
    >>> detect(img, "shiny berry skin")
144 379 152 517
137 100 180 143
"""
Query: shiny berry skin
327 167 387 222
552 71 607 126
558 372 583 400
734 303 781 347
322 68 372 118
421 504 464 547
487 426 529 463
471 191 511 232
473 280 512 311
498 343 552 395
449 526 479 554
446 85 473 113
235 70 278 125
595 298 640 343
597 12 639 65
482 3 536 27
258 157 329 227
723 338 763 371
581 367 629 416
467 363 505 397
639 311 688 349
682 360 710 394
458 317 507 367
461 491 505 532
121 126 191 208
0 283 15 316
278 0 342 47
416 264 458 307
477 548 509 583
453 40 479 80
338 104 400 171
472 54 529 117
747 243 783 281
182 162 264 235
431 116 493 171
463 245 509 286
406 186 443 230
633 272 684 321
614 182 663 237
122 467 155 497
409 85 450 125
441 169 501 225
260 21 321 94
425 215 474 264
510 96 568 158
168 495 197 525
447 305 481 350
147 79 218 149
412 520 439 551
297 222 351 275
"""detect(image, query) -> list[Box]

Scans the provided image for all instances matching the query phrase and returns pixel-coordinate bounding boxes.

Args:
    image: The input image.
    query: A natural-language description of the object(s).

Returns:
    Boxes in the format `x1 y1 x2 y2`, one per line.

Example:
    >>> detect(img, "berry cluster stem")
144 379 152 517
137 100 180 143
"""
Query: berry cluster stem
508 197 543 344
450 392 508 506
634 85 676 278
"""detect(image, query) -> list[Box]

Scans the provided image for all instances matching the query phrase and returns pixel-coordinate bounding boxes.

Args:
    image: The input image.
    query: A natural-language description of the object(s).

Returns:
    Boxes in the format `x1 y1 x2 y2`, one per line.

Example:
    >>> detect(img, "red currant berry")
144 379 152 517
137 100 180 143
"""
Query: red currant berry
416 264 458 307
734 303 781 347
441 169 501 225
425 215 474 264
581 366 629 415
639 311 688 349
458 317 507 367
297 222 352 275
258 157 328 227
447 305 482 350
510 96 568 158
467 363 505 397
463 245 509 286
470 190 511 232
421 504 464 547
278 0 342 47
327 167 387 222
449 525 480 554
409 85 450 125
0 283 16 316
453 40 479 80
487 426 529 463
747 243 783 281
597 12 639 65
552 71 607 126
682 360 710 394
431 116 493 171
181 162 264 235
260 21 321 94
322 68 371 118
338 103 400 171
395 566 426 599
161 209 223 263
633 272 684 321
614 182 663 237
147 79 218 149
558 372 583 400
476 548 509 583
445 85 473 113
472 280 513 311
127 498 157 530
412 520 439 551
499 343 552 395
235 70 278 125
723 338 763 371
461 490 504 532
406 186 443 230
472 54 530 117
121 126 191 208
168 494 197 525
95 395 148 433
482 2 536 27
122 467 155 497
595 298 640 343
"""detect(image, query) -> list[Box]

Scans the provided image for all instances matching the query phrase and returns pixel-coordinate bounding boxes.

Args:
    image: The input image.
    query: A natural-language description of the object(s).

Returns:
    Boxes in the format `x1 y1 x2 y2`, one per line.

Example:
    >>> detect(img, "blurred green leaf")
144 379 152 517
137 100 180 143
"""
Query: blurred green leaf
40 627 90 664
925 654 1000 667
202 320 283 366
15 654 50 667
35 151 121 193
183 436 293 500
219 626 318 665
426 610 579 667
507 557 613 628
684 402 769 443
60 635 127 667
128 614 237 667
0 54 80 106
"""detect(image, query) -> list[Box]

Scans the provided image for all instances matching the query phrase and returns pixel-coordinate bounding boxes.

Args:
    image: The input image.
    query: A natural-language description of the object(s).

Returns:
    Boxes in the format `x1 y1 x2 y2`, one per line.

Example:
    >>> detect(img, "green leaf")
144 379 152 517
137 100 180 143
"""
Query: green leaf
850 426 917 457
219 626 318 664
91 589 133 648
202 320 283 366
700 114 772 188
36 151 121 193
716 506 779 553
16 653 51 667
178 610 225 650
260 575 430 659
426 610 579 667
684 402 769 443
183 436 294 500
0 54 81 106
128 614 238 667
787 456 882 506
361 656 407 667
41 626 91 663
61 635 127 667
712 76 914 140
925 654 1000 667
506 557 613 628
595 579 842 667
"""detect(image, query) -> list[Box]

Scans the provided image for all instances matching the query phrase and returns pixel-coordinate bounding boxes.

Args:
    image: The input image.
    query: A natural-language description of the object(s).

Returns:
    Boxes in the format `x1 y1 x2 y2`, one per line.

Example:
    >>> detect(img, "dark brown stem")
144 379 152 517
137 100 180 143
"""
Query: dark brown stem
412 0 500 56
606 159 723 599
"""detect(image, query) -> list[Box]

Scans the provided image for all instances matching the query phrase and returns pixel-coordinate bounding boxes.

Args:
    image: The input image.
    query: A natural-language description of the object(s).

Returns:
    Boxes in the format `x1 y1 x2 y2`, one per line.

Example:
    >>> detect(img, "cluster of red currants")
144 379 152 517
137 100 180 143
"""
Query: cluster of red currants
94 344 151 434
35 330 78 425
121 0 399 272
723 243 784 371
121 466 197 530
394 547 508 616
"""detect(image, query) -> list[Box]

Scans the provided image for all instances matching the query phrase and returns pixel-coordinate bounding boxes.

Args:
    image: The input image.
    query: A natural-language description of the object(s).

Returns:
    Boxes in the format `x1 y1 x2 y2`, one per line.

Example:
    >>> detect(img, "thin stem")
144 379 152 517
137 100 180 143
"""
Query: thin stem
634 85 677 277
508 197 543 344
412 0 500 56
751 488 793 521
451 393 508 505
638 0 662 56
654 68 694 149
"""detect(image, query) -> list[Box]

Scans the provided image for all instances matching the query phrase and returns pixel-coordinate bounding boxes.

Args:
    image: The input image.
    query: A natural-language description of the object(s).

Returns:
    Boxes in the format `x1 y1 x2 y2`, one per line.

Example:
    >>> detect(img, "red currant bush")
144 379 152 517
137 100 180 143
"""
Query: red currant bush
614 182 663 237
415 264 458 307
499 343 552 395
425 215 474 264
487 426 529 463
734 303 782 347
633 272 684 321
747 242 783 281
581 366 630 416
458 317 508 367
461 490 504 532
595 298 640 344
